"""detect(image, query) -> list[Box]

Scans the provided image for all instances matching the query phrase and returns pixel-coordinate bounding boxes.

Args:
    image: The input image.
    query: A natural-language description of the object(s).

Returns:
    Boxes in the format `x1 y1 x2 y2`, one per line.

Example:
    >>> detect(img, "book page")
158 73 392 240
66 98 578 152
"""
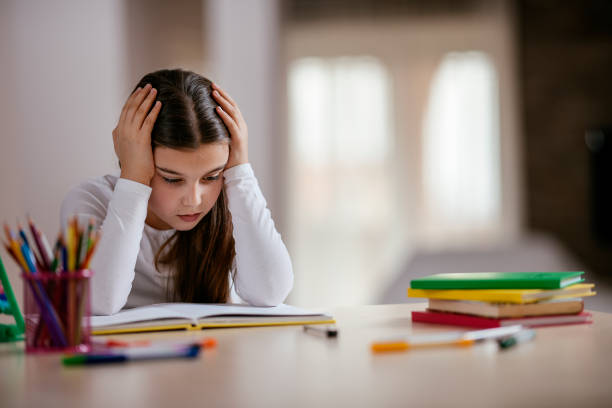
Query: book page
91 305 195 327
159 303 328 320
91 303 328 328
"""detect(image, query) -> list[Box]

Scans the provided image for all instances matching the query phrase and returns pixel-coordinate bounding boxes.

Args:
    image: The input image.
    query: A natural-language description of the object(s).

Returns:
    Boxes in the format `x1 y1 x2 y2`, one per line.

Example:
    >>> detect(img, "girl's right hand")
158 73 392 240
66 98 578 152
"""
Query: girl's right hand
112 83 162 186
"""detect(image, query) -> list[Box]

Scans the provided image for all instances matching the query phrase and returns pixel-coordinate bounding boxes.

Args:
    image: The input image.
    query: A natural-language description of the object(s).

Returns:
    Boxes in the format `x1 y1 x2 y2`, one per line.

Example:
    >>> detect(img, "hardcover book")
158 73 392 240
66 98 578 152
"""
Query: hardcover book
410 272 584 290
407 283 595 304
411 310 593 328
91 303 335 335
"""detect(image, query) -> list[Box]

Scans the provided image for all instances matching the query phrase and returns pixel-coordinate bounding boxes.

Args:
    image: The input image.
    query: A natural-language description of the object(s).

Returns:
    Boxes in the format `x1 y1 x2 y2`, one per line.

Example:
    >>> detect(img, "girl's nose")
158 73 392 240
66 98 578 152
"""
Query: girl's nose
182 183 203 207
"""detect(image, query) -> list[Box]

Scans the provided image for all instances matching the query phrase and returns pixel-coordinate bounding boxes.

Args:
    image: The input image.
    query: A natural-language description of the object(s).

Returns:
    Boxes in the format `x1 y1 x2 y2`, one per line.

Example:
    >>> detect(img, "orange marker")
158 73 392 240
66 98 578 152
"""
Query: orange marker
371 325 524 353
371 338 474 353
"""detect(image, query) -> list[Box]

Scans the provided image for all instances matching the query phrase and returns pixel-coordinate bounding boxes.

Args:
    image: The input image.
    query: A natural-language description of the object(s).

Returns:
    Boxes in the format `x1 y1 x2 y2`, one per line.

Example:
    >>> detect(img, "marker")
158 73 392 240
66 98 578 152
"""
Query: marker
372 325 524 353
497 329 536 349
92 337 217 349
62 344 201 366
303 324 338 338
372 337 474 352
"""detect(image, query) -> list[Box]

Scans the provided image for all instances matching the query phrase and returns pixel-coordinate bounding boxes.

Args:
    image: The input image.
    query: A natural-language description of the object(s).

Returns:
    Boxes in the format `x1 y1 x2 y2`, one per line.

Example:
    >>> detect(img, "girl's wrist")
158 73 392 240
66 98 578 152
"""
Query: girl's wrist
120 170 153 186
226 148 248 169
226 158 248 169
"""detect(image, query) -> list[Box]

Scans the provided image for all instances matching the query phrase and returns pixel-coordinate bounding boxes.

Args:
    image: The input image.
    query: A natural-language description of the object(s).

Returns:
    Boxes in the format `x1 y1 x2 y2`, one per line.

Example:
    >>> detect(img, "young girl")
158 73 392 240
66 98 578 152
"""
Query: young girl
61 69 293 315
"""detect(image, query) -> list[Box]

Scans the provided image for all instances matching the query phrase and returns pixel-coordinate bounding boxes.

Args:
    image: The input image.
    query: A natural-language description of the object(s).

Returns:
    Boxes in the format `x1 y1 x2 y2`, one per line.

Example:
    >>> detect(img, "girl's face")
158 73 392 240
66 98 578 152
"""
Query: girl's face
145 143 229 231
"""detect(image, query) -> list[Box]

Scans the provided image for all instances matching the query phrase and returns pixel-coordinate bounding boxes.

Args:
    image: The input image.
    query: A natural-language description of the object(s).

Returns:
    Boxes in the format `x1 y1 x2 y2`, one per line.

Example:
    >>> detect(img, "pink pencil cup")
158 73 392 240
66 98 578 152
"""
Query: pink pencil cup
22 270 92 353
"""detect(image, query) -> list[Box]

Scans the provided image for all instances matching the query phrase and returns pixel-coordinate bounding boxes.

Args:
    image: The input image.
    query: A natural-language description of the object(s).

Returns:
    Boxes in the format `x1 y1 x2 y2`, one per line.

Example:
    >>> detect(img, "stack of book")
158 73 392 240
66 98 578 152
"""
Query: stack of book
408 272 596 328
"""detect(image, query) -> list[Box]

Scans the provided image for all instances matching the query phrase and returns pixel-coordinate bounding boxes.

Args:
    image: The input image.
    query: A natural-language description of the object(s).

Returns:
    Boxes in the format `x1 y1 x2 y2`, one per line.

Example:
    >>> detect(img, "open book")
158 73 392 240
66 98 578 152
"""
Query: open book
90 303 335 335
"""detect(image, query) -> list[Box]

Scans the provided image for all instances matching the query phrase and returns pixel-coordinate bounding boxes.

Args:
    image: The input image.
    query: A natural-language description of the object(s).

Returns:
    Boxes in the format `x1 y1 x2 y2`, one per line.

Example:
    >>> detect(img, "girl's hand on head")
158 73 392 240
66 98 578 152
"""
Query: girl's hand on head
212 83 249 169
112 84 162 186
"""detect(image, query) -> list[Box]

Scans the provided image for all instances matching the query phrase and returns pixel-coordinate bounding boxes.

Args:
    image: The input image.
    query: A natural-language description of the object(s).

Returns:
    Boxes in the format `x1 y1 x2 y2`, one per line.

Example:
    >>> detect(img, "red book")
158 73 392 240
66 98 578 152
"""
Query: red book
411 310 593 328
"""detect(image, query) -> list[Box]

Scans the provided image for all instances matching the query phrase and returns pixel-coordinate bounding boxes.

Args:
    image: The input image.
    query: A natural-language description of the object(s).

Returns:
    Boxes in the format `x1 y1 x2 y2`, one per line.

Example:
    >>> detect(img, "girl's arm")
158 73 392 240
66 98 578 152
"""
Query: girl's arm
62 84 161 315
212 84 293 305
60 177 151 315
224 164 293 306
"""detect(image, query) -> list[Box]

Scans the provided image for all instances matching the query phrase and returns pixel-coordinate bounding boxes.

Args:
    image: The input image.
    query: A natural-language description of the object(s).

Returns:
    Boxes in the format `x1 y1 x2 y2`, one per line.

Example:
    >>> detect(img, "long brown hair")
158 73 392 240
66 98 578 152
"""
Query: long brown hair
134 69 235 303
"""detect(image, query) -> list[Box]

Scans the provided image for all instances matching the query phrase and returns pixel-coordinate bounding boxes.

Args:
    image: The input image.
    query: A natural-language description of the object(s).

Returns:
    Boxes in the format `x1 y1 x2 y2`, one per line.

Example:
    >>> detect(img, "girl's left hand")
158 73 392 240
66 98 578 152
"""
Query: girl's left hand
212 83 249 169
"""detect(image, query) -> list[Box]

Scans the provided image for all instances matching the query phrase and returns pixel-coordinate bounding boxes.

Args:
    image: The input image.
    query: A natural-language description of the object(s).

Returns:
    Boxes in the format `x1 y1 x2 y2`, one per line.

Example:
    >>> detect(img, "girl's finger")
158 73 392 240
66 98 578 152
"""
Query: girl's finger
141 101 162 134
212 84 237 108
216 106 239 134
135 88 158 129
212 90 236 116
119 87 142 124
126 84 152 123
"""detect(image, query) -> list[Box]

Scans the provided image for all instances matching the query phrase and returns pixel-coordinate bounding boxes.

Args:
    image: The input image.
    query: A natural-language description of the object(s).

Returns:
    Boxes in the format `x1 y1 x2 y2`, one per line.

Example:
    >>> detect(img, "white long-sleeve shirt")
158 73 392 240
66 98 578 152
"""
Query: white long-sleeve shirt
60 164 293 315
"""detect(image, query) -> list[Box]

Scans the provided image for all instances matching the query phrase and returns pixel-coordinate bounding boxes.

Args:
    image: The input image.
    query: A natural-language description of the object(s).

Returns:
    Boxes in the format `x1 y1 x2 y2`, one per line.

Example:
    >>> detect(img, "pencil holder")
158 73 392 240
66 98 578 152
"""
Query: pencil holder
22 270 92 353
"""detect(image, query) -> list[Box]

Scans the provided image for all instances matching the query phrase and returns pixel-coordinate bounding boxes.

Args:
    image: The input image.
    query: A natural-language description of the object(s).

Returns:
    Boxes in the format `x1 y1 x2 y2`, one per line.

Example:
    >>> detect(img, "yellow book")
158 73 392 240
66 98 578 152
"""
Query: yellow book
407 283 595 304
91 303 335 335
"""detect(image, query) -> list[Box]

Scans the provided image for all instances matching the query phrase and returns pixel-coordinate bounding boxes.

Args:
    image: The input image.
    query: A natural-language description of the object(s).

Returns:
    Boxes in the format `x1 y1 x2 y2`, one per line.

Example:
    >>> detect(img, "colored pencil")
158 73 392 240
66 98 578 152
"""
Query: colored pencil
20 239 67 347
4 217 101 349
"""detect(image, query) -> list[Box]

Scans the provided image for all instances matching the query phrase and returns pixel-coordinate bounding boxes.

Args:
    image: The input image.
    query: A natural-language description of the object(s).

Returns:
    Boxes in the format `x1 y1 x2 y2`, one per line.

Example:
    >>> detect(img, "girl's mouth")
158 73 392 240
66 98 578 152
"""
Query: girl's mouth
178 213 202 222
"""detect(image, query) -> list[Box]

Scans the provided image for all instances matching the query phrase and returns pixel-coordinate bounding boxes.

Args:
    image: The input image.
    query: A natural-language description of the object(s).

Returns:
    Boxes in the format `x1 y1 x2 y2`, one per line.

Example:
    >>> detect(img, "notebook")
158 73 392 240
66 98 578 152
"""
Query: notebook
407 283 595 304
90 303 335 335
411 310 593 328
410 272 584 290
427 298 584 319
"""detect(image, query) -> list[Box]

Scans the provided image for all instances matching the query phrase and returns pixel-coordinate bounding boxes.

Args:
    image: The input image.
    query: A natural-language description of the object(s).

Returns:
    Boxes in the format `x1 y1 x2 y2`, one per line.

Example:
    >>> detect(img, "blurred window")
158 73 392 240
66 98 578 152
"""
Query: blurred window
421 51 501 242
287 56 398 306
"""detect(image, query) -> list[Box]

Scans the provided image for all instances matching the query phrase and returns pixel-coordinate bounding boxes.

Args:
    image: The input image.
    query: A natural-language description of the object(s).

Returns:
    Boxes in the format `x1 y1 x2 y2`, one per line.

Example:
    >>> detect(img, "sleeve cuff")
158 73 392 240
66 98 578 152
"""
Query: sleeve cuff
223 163 254 183
115 178 152 199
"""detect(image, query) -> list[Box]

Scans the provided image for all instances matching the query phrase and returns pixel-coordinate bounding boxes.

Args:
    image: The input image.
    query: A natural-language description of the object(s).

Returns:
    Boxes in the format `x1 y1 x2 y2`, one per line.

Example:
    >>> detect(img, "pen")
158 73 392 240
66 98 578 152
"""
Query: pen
497 329 536 349
303 324 338 338
372 325 524 353
92 337 217 349
62 344 201 366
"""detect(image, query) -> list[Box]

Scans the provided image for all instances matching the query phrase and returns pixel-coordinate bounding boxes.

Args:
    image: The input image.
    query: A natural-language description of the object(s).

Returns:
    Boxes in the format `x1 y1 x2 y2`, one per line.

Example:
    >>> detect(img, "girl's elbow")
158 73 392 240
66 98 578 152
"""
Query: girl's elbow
91 293 127 316
262 273 294 306
238 275 293 307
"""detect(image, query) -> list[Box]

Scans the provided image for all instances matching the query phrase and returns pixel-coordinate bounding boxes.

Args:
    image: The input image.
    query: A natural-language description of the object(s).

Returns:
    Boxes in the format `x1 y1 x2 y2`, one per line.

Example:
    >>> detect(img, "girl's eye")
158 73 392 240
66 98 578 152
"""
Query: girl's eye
162 177 182 184
203 174 221 182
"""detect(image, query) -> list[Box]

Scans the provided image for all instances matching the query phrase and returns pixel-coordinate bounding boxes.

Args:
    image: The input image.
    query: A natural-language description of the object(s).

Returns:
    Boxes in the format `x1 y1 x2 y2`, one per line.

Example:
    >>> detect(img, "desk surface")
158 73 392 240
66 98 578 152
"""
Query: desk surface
1 303 611 407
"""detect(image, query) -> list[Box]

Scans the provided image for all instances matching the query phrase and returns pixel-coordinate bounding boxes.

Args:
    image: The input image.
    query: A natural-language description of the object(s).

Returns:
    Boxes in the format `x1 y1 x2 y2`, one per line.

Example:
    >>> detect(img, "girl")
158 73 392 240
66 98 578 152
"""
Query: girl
61 69 293 315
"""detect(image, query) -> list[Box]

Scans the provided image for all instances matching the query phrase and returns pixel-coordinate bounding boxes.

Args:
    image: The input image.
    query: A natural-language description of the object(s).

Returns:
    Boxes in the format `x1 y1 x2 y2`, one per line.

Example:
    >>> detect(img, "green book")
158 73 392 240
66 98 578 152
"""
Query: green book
410 272 584 290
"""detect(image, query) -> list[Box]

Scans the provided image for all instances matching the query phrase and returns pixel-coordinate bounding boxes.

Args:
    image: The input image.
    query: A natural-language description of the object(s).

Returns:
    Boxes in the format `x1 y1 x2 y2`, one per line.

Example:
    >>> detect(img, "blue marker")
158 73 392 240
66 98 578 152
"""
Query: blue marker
63 344 201 366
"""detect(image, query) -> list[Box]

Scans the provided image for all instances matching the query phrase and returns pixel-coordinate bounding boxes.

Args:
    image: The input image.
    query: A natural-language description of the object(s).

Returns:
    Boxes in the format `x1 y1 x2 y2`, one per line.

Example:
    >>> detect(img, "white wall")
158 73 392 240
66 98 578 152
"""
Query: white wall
0 0 284 316
0 0 127 313
205 0 286 228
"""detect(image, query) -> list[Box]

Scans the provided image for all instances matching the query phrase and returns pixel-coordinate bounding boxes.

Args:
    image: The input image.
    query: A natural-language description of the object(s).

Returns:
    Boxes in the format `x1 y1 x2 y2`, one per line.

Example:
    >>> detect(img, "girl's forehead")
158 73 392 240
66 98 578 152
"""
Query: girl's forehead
154 143 229 175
